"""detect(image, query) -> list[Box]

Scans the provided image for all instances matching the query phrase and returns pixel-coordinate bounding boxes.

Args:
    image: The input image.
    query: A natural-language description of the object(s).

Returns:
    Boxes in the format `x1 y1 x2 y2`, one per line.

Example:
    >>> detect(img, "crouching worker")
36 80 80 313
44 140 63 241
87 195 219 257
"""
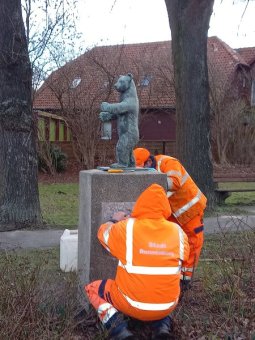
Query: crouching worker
134 148 207 291
84 183 190 339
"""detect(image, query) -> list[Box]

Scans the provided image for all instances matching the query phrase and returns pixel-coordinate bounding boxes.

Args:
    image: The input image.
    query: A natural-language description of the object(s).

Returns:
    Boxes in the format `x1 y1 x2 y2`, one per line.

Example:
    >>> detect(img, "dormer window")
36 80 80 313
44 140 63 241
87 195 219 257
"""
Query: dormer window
212 43 218 52
140 75 152 87
70 77 81 89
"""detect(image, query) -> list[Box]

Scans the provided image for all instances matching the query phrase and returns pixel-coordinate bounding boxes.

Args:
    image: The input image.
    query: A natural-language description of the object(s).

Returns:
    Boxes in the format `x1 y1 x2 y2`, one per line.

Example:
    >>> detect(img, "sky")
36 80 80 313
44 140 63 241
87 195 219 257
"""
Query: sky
77 0 255 50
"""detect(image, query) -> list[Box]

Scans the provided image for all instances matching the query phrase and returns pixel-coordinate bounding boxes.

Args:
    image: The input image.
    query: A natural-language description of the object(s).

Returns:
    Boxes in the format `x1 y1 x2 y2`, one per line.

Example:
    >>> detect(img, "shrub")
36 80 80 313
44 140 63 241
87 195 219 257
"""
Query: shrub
50 144 67 172
38 142 67 174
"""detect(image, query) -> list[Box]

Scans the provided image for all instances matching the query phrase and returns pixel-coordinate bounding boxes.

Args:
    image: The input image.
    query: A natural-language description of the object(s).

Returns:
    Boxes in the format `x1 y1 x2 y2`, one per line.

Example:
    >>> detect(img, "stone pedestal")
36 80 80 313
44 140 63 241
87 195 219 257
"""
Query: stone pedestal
77 169 167 299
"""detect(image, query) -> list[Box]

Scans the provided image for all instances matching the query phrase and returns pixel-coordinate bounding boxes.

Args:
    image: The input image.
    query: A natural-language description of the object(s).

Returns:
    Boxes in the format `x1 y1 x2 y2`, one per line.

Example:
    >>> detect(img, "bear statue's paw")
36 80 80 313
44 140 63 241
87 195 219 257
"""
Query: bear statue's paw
99 111 111 122
110 163 128 169
101 102 109 112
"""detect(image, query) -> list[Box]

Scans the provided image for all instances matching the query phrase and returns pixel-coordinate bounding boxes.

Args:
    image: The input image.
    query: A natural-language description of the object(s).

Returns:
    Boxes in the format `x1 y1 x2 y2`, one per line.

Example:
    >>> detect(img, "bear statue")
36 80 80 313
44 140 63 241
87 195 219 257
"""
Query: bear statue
99 73 139 168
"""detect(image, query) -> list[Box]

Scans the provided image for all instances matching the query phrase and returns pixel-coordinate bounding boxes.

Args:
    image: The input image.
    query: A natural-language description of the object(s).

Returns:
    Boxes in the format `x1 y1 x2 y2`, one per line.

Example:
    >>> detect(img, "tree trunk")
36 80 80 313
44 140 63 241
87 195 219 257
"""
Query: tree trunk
0 0 41 230
165 0 217 207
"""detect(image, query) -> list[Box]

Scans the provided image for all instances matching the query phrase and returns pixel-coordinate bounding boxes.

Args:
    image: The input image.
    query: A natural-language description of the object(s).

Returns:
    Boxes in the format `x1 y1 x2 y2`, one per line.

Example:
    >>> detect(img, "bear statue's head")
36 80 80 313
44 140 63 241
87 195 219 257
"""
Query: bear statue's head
114 73 133 93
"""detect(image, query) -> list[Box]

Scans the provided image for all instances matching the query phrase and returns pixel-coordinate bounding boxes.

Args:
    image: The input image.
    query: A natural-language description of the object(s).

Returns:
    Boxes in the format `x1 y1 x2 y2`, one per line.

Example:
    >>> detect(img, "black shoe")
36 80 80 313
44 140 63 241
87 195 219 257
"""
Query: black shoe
110 327 135 339
109 320 135 340
151 316 174 340
151 323 171 340
128 317 144 331
180 279 191 293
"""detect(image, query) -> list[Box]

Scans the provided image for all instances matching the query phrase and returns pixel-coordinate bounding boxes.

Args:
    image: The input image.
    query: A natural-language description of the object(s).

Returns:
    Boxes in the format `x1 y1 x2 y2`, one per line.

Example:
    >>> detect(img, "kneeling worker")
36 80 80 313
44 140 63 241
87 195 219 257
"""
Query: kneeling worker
134 148 207 289
85 183 189 339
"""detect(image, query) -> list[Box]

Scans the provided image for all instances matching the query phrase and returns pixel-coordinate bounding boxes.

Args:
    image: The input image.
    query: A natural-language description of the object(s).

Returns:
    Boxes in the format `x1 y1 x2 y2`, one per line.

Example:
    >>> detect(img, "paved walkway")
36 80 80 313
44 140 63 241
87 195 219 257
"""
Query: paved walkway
0 211 254 251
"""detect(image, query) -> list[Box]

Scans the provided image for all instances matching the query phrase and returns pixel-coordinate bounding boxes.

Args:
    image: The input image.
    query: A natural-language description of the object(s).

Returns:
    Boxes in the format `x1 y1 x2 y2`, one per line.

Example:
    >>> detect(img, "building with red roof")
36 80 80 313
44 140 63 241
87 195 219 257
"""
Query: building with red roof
34 36 255 165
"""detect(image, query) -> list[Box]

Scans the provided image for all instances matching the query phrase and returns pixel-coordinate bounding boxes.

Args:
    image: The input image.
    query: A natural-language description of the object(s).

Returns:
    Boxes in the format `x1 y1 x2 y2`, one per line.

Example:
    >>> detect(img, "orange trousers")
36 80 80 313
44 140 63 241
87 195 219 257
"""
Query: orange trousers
85 279 177 322
85 279 119 325
168 213 204 280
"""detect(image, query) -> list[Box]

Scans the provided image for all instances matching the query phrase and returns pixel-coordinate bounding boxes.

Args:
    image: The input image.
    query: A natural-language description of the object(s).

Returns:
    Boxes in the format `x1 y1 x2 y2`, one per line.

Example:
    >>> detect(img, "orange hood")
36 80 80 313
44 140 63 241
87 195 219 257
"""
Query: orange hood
134 148 150 167
131 183 171 219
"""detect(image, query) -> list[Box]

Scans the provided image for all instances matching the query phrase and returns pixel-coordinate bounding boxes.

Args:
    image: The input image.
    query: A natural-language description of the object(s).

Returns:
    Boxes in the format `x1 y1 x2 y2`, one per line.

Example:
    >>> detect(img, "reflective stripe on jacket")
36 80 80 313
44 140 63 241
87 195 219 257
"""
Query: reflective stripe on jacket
97 184 190 317
155 155 207 225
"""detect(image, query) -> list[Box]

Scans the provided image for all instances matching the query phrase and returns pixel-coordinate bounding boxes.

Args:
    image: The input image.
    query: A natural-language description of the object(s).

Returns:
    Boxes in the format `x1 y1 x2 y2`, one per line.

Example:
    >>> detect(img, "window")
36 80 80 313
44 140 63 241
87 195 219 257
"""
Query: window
70 77 81 89
50 119 56 141
140 75 152 87
251 80 255 107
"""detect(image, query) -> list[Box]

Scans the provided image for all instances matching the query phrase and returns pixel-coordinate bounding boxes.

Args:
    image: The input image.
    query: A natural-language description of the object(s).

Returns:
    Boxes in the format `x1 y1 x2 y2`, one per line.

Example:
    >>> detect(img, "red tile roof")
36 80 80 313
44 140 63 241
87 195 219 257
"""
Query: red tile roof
236 47 255 65
34 36 252 111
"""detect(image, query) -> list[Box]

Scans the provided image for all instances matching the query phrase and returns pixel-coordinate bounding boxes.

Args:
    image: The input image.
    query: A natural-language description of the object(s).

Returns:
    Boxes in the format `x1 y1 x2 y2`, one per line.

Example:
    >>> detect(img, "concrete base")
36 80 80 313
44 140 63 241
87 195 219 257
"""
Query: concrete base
78 169 167 290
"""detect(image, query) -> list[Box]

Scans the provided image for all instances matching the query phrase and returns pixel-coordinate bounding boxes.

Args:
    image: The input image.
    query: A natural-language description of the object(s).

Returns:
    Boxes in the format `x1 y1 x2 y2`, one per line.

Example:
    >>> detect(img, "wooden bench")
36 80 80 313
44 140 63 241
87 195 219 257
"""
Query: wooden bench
214 177 255 201
215 188 255 200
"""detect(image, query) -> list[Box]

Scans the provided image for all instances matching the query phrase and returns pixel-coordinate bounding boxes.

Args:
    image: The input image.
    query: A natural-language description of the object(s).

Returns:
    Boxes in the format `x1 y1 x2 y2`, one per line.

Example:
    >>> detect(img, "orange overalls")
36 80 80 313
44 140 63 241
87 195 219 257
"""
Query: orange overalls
155 155 207 280
85 184 190 328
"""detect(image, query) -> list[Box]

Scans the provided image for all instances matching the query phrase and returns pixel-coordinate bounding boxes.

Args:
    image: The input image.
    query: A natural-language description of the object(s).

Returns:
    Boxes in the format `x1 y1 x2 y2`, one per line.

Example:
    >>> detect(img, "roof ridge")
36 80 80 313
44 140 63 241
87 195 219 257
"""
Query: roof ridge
235 47 255 65
212 36 249 67
236 46 255 51
92 40 171 50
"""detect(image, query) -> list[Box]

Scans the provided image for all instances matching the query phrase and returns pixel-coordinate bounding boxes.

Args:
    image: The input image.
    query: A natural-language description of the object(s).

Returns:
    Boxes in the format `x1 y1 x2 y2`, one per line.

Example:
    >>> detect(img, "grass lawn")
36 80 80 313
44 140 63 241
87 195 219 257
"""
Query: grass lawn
218 181 255 205
39 183 79 229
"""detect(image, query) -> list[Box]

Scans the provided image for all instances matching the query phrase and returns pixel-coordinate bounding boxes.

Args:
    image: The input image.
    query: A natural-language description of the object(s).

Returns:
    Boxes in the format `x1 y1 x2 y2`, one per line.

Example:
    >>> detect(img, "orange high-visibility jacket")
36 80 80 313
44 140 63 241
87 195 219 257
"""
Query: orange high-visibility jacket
97 184 190 321
155 155 207 225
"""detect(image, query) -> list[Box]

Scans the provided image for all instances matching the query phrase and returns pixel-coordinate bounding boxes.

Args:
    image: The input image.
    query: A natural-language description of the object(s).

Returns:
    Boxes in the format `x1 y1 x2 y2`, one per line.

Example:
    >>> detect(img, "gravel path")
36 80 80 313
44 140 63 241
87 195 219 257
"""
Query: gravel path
0 211 254 251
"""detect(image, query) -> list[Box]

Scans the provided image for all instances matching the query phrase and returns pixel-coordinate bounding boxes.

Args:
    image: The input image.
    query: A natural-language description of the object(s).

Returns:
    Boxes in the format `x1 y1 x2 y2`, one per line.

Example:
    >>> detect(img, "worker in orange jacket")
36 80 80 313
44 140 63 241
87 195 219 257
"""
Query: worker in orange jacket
85 183 190 340
134 148 207 289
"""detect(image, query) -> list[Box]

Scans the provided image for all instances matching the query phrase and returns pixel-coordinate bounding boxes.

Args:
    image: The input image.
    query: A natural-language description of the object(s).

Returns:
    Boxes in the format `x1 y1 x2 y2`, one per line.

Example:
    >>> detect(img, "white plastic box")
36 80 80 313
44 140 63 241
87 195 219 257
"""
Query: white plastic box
60 229 78 272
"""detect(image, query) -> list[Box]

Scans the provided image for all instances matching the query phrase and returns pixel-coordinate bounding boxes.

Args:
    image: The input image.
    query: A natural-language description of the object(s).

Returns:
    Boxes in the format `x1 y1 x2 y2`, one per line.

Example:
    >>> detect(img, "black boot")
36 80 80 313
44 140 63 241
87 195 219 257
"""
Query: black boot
151 315 174 340
128 317 145 331
106 313 135 340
